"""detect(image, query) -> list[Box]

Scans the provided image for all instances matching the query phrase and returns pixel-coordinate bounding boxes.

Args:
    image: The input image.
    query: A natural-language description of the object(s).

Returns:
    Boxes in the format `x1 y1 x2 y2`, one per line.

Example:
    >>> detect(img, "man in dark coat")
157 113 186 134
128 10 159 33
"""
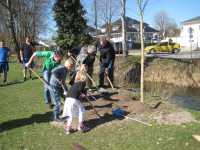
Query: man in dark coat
94 37 115 88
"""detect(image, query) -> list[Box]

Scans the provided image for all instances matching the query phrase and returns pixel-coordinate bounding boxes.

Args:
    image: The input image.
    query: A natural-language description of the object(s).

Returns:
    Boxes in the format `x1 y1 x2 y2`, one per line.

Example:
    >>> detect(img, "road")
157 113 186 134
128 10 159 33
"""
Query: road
127 51 200 59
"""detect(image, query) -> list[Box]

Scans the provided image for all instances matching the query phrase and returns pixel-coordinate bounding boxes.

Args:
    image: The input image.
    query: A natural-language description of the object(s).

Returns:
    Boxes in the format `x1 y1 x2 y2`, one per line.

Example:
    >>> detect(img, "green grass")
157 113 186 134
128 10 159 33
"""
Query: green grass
0 62 200 150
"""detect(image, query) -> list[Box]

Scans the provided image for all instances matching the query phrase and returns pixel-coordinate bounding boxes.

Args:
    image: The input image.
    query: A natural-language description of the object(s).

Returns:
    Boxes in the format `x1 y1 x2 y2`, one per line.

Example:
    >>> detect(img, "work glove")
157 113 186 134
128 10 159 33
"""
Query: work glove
57 79 62 84
63 91 67 96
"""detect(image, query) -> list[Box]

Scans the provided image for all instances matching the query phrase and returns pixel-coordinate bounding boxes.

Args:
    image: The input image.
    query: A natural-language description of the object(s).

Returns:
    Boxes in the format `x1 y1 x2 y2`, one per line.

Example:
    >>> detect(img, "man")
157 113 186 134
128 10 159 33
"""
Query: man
25 50 64 109
94 37 115 88
68 45 96 93
0 40 14 84
20 37 36 81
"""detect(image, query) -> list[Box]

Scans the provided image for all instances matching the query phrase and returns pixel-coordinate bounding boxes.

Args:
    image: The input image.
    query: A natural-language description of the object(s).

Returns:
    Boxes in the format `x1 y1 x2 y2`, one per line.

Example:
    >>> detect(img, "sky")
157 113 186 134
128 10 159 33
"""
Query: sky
40 0 200 39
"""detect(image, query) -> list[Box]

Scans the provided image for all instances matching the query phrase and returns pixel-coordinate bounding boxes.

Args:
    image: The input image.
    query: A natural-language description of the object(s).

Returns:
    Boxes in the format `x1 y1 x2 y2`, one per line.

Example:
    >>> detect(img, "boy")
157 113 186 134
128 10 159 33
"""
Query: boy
49 59 75 123
25 50 64 109
0 40 14 84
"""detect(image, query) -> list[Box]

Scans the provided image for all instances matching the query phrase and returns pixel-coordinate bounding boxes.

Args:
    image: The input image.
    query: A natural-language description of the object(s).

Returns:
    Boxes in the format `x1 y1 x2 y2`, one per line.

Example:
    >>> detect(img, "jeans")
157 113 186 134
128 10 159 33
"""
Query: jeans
43 67 51 104
99 59 114 87
49 86 65 116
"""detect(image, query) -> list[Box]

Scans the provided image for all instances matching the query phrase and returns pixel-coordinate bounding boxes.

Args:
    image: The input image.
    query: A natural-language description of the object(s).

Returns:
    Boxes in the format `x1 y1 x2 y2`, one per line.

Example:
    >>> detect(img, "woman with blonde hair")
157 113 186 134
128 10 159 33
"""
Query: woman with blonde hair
63 70 88 135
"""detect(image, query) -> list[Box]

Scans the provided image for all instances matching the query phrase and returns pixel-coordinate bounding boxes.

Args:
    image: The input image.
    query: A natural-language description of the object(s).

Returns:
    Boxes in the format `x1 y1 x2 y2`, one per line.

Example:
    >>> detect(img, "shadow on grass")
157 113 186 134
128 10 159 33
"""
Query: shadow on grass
0 112 52 132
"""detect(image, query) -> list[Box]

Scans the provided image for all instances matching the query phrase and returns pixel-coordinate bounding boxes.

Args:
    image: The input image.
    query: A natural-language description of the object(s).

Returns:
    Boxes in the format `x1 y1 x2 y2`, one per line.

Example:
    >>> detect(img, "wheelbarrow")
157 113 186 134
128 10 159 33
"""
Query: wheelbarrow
112 108 153 127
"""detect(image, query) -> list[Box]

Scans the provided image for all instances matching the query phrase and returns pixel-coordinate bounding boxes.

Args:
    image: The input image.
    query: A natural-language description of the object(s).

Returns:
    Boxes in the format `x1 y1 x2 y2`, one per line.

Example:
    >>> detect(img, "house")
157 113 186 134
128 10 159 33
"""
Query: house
84 26 97 37
166 16 200 51
94 17 159 44
36 40 58 51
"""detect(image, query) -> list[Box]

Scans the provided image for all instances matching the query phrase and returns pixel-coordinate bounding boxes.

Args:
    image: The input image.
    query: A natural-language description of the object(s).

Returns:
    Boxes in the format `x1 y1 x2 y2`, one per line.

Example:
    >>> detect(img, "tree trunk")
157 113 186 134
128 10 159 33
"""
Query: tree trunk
7 0 20 62
139 0 144 103
121 0 127 57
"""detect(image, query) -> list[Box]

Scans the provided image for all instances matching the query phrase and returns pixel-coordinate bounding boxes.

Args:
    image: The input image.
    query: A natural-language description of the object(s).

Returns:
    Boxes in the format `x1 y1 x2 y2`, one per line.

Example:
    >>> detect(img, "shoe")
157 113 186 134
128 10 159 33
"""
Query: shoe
97 85 103 89
78 125 88 132
46 103 52 109
55 115 65 124
3 80 7 85
22 77 26 82
89 89 94 93
66 129 72 135
29 76 33 80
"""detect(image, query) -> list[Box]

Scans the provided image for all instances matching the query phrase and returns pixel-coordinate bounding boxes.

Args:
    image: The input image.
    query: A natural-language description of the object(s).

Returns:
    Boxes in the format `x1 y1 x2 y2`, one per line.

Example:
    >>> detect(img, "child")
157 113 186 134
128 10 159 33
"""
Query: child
63 70 88 135
69 64 88 85
49 59 75 123
69 64 88 103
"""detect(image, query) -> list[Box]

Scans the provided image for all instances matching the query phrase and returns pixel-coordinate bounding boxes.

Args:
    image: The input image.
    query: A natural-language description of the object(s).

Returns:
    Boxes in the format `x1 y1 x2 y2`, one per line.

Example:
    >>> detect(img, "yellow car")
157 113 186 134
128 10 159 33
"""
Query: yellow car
145 42 180 54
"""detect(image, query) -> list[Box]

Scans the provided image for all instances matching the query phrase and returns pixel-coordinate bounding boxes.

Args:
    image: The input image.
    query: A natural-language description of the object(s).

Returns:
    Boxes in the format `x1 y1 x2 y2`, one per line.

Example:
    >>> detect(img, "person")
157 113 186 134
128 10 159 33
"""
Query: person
68 45 96 93
94 36 115 88
69 64 88 103
20 37 36 81
25 50 64 109
49 59 75 123
63 70 88 135
0 40 14 84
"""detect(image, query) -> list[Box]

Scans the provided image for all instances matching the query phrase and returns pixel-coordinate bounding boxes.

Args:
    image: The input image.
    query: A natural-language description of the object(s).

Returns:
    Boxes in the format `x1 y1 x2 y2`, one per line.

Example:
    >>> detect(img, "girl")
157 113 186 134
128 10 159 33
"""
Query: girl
63 70 88 135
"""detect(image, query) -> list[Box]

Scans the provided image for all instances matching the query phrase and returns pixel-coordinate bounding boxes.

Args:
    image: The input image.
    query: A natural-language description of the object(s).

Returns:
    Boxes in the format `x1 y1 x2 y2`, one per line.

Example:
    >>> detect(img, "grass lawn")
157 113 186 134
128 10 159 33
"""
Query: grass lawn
0 60 200 150
128 49 141 53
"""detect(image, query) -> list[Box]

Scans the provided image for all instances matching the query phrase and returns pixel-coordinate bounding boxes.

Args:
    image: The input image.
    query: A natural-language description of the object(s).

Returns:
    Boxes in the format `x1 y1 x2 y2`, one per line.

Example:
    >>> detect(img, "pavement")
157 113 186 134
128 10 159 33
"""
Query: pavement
127 51 200 59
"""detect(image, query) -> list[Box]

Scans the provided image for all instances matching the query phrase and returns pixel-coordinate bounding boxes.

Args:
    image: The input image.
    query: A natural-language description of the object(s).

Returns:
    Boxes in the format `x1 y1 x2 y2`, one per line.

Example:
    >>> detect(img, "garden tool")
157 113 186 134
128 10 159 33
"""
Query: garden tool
95 57 115 91
87 91 98 101
112 108 152 127
85 95 102 118
28 68 64 104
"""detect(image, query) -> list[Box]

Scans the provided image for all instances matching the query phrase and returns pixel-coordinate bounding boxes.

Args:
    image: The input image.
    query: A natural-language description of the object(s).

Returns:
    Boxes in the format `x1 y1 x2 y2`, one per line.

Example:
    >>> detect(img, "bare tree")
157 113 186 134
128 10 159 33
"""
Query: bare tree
153 10 170 40
132 0 149 104
0 0 52 62
165 18 181 37
121 0 127 56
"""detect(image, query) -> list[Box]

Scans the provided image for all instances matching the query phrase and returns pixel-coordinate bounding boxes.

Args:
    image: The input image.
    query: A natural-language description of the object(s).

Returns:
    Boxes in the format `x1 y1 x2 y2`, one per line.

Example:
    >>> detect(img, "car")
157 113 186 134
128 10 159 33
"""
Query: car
145 41 180 54
113 42 123 54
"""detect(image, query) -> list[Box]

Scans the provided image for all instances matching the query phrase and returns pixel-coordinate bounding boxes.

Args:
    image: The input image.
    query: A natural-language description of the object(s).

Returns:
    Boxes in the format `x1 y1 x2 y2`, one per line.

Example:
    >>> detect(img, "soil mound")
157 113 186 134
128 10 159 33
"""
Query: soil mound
50 88 197 130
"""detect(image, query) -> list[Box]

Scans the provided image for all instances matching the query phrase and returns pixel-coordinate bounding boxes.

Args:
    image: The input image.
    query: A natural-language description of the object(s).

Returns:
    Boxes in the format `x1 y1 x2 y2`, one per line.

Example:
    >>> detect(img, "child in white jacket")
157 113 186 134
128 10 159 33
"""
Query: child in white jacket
63 70 88 135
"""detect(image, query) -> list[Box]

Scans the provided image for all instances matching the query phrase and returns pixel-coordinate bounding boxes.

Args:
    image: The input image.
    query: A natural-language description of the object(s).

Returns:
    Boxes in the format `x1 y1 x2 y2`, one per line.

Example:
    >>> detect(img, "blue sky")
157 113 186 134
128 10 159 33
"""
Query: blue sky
126 0 200 27
40 0 200 39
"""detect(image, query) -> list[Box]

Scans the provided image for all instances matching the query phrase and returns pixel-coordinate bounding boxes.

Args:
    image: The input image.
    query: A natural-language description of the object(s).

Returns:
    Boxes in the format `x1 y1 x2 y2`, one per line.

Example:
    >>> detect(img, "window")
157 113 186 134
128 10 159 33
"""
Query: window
169 42 175 45
160 42 167 46
113 26 118 31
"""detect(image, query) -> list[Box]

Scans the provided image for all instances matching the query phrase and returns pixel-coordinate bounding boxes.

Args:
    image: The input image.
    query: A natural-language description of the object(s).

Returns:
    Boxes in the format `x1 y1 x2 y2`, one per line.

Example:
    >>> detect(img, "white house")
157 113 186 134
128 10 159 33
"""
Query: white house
94 17 159 44
166 16 200 51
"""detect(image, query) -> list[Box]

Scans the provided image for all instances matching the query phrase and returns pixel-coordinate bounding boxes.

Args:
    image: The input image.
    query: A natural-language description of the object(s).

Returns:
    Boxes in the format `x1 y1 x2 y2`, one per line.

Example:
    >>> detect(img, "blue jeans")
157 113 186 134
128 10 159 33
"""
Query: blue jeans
49 86 65 116
43 67 51 105
99 59 114 87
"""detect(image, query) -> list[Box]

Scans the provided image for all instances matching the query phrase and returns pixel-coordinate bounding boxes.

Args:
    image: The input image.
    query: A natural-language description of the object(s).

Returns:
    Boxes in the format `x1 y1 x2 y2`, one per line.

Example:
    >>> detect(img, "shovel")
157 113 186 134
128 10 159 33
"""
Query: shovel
112 108 152 127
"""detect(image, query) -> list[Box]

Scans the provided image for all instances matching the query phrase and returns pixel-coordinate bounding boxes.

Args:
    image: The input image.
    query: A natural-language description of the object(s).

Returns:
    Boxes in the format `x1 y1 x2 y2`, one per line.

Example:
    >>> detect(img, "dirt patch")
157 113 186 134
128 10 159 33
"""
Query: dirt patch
50 88 197 130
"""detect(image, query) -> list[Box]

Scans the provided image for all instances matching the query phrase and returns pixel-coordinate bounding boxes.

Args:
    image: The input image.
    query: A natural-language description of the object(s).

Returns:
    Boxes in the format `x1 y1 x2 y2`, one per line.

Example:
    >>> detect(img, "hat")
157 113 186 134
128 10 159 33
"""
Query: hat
100 36 106 41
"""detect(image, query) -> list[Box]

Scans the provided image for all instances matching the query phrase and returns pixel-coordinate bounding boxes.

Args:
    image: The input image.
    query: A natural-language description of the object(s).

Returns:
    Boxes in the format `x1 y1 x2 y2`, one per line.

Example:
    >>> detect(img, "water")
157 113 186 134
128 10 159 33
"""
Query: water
131 82 200 111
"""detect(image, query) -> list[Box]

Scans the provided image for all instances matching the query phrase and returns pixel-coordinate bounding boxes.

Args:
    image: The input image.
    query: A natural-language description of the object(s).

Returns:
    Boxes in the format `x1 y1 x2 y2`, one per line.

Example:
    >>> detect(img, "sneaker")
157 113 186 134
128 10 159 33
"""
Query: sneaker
29 76 33 80
46 103 52 109
22 77 26 82
78 125 88 132
97 84 103 89
66 129 72 135
55 116 65 124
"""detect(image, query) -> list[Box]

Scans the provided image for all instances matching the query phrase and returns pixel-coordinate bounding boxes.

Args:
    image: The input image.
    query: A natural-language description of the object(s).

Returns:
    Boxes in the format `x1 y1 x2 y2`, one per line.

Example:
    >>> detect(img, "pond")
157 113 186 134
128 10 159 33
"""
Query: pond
131 81 200 111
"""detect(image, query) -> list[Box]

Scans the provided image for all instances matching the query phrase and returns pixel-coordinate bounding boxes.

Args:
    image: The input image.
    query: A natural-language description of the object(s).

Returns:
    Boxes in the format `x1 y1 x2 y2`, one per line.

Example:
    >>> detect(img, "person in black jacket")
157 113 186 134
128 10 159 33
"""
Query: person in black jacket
68 45 96 92
94 36 115 88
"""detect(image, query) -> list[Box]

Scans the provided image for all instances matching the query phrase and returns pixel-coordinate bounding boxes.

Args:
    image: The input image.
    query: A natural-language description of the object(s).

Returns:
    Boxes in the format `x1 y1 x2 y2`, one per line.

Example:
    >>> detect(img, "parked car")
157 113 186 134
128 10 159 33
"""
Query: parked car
145 42 180 54
114 42 123 54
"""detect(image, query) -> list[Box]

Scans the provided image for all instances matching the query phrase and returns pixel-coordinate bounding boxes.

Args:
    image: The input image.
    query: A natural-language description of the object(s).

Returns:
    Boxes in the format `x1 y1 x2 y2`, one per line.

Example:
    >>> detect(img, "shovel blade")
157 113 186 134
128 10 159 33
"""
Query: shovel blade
112 109 124 117
97 87 108 93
